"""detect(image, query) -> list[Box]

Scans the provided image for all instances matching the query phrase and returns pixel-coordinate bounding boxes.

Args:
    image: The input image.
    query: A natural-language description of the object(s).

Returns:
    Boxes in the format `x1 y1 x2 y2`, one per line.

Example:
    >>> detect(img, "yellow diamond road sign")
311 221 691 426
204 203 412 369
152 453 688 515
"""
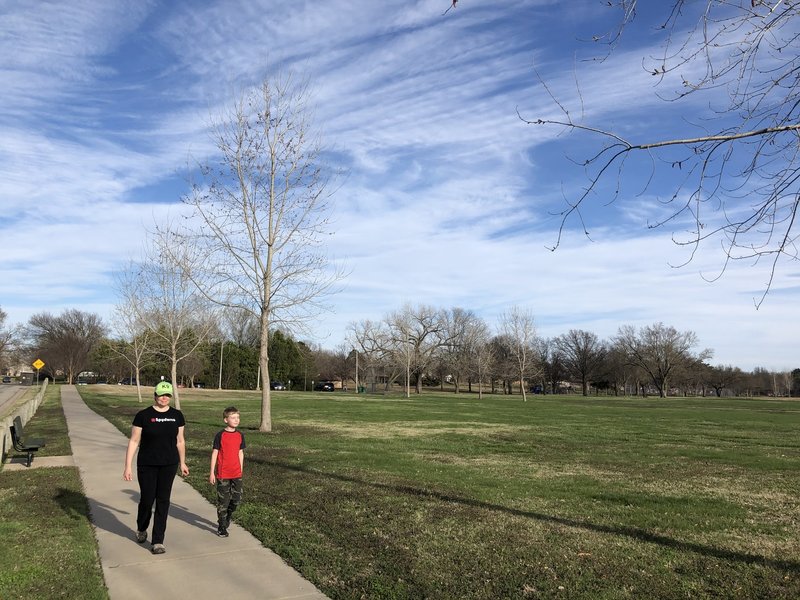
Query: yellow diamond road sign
32 359 44 370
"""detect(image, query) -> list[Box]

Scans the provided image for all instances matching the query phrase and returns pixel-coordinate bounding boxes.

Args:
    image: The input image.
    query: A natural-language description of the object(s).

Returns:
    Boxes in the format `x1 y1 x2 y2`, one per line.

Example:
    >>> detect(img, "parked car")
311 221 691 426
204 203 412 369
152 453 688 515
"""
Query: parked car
314 381 334 392
270 381 285 390
2 376 11 384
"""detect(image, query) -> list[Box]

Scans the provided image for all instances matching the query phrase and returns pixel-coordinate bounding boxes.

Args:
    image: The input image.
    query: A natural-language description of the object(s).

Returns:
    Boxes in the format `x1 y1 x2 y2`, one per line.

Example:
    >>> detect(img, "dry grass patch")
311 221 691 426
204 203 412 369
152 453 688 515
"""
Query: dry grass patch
282 419 531 439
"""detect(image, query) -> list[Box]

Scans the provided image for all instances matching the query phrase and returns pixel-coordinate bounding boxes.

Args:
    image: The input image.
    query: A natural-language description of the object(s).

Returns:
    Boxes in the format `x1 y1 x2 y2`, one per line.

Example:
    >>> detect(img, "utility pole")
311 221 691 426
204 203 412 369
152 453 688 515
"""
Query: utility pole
218 339 224 390
406 338 411 399
354 349 359 392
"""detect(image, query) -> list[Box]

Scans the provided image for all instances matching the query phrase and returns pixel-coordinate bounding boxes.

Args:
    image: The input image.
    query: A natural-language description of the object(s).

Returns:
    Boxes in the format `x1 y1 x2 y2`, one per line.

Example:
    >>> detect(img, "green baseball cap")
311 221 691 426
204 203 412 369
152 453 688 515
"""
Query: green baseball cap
155 381 173 396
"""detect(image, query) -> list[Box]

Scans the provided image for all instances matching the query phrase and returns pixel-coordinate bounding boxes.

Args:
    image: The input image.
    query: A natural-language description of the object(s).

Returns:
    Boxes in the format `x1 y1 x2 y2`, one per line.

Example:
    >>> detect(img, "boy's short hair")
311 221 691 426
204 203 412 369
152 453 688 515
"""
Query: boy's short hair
223 406 239 418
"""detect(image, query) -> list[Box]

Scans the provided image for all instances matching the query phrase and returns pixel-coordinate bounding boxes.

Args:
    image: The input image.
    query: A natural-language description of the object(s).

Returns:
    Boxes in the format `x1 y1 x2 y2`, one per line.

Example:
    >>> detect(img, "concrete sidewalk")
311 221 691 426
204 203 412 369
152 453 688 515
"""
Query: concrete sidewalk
61 386 329 600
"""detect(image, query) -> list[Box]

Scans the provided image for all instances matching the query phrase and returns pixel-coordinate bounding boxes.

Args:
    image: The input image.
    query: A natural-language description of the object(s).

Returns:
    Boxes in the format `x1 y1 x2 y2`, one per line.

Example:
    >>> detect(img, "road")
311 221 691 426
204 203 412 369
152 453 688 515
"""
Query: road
0 384 26 418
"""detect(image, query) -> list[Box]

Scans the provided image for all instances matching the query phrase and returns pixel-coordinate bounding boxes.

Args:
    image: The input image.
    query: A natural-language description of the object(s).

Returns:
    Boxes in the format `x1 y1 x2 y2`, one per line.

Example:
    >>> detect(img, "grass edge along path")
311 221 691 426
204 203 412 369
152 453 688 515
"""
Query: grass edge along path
0 385 108 600
80 386 800 600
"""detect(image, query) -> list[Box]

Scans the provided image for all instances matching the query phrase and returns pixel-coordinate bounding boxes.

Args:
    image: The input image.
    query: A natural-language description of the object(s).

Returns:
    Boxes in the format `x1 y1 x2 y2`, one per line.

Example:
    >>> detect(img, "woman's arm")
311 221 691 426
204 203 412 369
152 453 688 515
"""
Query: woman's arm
177 425 189 476
123 426 142 481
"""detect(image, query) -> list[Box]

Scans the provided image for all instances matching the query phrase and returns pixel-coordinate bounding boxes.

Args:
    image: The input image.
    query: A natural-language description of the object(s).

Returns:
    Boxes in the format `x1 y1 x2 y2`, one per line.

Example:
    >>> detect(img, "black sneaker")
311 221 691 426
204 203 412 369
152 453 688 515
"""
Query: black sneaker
135 530 147 544
217 526 229 537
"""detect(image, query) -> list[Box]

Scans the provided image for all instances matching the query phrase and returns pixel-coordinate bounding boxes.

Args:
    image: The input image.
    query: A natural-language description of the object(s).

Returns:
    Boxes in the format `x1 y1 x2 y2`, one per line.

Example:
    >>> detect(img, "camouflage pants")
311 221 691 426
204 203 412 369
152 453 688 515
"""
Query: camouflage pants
215 478 243 527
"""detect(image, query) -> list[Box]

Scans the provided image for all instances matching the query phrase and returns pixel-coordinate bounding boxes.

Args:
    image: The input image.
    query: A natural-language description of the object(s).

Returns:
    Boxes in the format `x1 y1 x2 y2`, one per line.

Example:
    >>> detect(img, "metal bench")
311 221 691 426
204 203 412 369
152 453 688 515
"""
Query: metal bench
10 416 46 467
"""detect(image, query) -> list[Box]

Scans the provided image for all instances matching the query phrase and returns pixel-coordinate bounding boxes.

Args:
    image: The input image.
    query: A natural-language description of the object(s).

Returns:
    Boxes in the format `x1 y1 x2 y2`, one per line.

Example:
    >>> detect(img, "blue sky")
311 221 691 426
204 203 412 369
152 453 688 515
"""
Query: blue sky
1 0 797 371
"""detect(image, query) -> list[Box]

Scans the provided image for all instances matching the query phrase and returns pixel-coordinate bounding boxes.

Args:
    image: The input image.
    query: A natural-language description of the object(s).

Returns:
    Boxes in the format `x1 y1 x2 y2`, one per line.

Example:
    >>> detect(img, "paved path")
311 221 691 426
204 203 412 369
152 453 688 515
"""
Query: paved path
61 386 329 600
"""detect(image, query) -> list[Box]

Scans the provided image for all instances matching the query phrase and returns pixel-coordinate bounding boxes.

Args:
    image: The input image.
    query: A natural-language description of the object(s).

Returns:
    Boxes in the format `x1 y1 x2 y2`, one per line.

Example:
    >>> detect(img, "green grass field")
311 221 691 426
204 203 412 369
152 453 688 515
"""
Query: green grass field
0 386 107 600
80 387 800 599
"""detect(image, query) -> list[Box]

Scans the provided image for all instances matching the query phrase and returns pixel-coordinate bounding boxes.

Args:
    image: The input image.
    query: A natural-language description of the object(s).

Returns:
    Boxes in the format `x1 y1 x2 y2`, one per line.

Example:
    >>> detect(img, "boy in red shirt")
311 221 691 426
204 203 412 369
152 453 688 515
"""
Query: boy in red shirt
209 406 246 537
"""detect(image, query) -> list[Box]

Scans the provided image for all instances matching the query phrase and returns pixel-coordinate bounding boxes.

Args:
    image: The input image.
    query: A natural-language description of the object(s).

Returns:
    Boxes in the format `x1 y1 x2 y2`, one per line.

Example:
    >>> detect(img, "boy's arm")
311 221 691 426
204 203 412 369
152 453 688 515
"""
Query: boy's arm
238 448 244 474
209 448 219 484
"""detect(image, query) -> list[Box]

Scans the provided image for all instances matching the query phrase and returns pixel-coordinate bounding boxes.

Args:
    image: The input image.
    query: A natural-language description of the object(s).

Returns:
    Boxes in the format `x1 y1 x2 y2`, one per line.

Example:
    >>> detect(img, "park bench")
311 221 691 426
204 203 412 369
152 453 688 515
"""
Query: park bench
10 416 46 467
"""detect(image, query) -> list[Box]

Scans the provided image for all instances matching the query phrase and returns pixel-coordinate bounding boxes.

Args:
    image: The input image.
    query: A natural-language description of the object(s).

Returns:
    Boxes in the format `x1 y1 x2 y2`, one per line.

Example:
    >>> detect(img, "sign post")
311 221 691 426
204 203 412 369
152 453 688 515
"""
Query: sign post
32 359 44 387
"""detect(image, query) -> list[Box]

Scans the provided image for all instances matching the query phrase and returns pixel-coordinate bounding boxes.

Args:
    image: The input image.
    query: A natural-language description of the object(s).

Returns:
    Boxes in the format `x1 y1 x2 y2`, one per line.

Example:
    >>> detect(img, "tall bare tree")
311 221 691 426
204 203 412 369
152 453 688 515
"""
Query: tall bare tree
555 329 608 396
387 304 445 395
499 306 539 402
111 268 157 402
27 309 106 384
470 336 495 399
440 308 489 394
132 232 217 409
524 1 800 304
177 75 341 432
349 319 400 393
615 322 711 398
222 307 260 348
703 364 744 398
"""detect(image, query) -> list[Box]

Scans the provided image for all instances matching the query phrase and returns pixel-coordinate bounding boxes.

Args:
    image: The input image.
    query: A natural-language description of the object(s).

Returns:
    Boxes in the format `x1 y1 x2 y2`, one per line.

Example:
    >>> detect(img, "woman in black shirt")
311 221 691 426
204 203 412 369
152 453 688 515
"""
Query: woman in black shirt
123 381 189 554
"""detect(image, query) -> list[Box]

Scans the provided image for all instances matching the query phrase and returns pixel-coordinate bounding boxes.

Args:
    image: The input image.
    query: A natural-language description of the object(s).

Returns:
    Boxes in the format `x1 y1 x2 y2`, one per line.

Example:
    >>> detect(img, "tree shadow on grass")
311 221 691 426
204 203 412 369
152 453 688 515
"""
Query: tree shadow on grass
259 459 800 574
55 486 94 521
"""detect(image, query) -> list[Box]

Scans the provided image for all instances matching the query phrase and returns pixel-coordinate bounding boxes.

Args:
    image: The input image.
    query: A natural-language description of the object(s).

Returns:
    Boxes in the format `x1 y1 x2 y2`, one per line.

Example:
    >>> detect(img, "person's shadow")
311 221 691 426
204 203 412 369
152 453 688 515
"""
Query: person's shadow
55 486 217 547
121 487 218 533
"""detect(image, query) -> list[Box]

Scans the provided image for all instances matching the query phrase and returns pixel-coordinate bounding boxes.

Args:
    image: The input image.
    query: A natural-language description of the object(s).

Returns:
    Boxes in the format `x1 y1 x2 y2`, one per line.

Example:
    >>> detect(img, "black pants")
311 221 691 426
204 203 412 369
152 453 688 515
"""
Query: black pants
137 463 178 544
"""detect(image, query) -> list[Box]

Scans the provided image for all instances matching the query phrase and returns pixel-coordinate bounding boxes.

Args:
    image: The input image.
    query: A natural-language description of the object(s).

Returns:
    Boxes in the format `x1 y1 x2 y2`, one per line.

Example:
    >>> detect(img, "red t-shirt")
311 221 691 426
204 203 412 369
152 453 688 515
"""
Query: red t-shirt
212 429 246 479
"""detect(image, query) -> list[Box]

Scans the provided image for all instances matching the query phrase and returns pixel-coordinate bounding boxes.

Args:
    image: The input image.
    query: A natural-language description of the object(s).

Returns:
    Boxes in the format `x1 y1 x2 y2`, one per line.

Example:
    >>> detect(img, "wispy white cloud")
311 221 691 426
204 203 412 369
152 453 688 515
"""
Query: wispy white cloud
0 0 796 372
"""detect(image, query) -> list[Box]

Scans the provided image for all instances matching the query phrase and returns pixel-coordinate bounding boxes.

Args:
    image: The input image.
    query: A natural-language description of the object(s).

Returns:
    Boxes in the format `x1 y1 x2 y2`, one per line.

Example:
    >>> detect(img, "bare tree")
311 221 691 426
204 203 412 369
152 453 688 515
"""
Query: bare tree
350 307 445 395
524 1 800 305
332 343 356 390
470 336 495 399
132 233 217 409
214 307 261 390
178 351 207 389
705 365 744 398
222 307 260 348
537 337 568 395
488 335 515 395
176 75 342 432
555 329 608 396
349 319 400 393
604 342 640 396
789 369 800 397
111 268 157 402
387 304 445 395
499 306 539 402
27 309 106 384
440 307 489 393
0 307 21 373
615 322 711 398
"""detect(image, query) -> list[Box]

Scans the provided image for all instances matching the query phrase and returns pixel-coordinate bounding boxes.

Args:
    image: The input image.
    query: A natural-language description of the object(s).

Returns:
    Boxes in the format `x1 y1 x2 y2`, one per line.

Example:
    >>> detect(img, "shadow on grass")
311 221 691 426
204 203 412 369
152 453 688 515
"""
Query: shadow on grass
262 459 800 574
55 486 94 520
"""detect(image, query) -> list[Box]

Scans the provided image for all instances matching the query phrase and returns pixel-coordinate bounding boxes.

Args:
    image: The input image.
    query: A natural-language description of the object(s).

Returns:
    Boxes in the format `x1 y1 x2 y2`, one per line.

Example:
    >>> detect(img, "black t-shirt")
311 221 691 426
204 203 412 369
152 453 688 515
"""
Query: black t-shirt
132 406 185 466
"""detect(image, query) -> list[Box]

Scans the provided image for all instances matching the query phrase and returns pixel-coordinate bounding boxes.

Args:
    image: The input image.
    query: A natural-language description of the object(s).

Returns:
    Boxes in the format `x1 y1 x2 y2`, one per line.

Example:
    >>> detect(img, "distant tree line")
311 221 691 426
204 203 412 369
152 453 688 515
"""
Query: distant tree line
348 303 799 399
2 302 799 400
